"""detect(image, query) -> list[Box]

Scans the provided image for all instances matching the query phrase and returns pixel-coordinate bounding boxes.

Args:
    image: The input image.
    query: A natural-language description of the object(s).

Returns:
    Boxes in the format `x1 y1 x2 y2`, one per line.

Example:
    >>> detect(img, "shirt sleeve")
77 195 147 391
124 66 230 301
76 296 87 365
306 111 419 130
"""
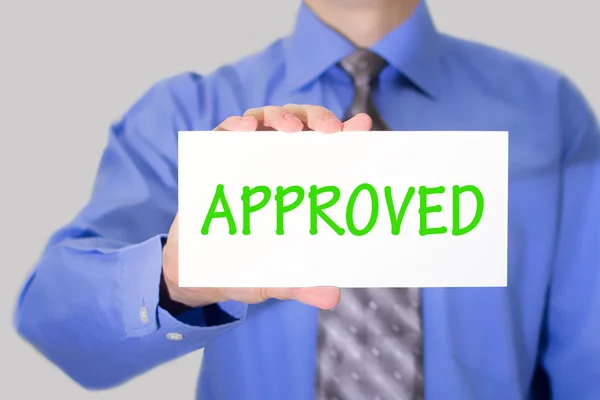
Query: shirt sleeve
13 73 248 390
541 77 600 398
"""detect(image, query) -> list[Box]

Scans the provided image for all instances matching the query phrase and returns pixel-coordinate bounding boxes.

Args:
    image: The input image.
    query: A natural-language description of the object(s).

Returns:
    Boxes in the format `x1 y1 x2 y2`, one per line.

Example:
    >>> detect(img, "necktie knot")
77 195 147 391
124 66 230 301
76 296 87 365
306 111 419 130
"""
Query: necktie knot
338 49 390 130
339 49 387 85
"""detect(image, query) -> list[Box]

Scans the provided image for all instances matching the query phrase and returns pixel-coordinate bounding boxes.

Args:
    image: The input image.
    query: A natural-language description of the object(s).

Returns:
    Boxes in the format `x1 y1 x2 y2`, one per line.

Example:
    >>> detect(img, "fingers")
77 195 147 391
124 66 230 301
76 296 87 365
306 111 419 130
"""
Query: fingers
293 287 341 309
342 113 372 131
244 105 344 133
282 104 343 133
215 106 371 133
243 107 304 133
214 116 259 132
219 287 341 309
260 287 340 309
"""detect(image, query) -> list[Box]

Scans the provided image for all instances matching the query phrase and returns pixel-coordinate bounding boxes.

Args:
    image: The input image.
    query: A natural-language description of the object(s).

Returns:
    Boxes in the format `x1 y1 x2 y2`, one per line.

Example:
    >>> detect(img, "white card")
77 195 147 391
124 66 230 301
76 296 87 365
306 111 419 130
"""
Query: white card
178 131 508 288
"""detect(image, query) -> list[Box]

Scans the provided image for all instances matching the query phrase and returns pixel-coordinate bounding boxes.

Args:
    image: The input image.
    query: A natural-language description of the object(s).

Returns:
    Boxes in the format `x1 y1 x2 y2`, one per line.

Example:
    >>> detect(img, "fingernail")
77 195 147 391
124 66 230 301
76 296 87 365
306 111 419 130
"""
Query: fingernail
283 113 296 120
241 116 253 121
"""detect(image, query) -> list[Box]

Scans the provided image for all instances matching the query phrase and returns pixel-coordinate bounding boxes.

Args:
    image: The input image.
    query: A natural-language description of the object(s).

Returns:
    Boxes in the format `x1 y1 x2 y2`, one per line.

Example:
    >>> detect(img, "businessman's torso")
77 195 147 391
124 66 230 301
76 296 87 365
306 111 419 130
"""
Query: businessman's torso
154 33 574 400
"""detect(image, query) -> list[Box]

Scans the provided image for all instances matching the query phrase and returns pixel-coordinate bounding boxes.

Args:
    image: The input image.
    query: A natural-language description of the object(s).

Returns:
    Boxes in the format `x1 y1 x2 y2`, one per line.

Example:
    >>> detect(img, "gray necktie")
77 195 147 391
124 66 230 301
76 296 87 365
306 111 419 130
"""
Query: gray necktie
340 49 390 131
315 49 424 400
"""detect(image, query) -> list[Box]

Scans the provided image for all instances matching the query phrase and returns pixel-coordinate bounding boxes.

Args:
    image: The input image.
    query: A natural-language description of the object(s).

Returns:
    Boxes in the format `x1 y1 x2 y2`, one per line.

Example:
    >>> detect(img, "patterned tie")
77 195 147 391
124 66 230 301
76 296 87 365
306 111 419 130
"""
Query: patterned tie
340 49 390 131
315 49 424 400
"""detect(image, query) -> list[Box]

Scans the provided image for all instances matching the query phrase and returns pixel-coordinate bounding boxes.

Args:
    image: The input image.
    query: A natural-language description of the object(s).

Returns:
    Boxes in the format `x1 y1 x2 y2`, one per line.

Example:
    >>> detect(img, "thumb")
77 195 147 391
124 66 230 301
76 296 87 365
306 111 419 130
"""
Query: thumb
262 287 340 310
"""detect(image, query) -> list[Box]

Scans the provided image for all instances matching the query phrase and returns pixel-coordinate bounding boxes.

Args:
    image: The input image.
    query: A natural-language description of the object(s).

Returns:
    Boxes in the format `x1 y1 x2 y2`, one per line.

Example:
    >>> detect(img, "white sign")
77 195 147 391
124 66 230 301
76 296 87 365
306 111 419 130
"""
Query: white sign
178 131 508 288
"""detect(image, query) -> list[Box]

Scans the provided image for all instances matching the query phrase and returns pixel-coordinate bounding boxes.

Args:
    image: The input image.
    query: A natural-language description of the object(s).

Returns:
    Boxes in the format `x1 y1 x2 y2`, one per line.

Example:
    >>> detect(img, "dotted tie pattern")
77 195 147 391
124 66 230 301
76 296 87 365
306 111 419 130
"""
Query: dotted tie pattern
315 49 424 400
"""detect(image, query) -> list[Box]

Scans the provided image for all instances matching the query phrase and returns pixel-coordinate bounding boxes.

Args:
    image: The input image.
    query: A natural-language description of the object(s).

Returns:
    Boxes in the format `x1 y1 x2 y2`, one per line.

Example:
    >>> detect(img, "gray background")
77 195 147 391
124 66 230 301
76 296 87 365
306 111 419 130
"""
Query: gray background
0 0 597 398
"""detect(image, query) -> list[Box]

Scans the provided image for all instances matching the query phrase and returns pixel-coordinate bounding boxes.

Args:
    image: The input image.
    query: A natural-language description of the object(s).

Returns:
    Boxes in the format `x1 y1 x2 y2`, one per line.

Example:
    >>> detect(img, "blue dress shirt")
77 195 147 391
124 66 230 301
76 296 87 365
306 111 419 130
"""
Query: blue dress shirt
14 1 600 399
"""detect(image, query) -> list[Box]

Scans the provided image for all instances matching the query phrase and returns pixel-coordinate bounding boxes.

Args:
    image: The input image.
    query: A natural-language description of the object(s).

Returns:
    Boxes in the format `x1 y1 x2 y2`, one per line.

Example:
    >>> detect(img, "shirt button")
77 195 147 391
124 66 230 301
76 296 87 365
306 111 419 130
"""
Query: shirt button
166 332 184 341
139 306 149 324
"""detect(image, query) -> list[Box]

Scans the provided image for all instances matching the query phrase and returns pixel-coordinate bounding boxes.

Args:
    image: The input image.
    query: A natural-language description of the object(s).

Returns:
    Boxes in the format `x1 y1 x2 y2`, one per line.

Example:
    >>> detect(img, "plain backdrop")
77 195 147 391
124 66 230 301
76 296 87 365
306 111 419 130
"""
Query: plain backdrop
1 0 598 398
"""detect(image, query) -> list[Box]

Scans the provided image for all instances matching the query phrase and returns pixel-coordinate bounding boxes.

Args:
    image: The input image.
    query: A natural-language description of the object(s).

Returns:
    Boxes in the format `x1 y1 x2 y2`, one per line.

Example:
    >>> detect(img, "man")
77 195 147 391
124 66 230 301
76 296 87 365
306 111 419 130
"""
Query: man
13 0 600 399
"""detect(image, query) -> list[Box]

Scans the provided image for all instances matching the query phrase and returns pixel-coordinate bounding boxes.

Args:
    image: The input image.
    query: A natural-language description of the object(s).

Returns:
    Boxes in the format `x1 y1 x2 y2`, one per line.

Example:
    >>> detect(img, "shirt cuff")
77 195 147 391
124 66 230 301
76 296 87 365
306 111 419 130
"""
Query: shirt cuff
118 234 248 339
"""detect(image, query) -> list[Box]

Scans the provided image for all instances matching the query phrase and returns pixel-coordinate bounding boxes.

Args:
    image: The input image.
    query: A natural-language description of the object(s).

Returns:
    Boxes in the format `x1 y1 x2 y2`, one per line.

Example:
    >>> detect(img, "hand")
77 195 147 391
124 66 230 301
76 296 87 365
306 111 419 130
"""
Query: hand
214 104 372 133
162 105 372 310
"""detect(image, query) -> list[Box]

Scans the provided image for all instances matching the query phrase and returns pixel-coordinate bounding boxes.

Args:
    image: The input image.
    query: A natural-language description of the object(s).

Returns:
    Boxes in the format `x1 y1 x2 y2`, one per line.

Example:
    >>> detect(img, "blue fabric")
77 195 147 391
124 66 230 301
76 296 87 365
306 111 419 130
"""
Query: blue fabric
14 1 600 399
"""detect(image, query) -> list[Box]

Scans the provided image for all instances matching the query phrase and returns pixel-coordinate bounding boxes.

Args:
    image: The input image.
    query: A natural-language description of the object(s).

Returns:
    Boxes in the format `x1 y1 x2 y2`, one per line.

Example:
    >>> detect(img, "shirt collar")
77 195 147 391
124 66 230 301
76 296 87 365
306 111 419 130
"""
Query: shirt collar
283 0 444 98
